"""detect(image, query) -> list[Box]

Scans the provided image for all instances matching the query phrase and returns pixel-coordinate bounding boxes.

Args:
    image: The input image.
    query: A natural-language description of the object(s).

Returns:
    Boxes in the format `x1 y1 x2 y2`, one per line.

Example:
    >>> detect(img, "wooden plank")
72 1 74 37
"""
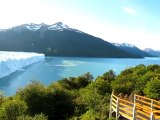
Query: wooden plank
155 115 160 119
112 105 116 109
135 95 160 105
153 110 160 113
141 105 151 110
112 102 117 108
136 103 151 112
153 100 160 105
112 94 118 99
153 104 160 109
136 107 152 113
119 98 134 104
136 115 147 120
119 102 133 109
141 108 152 114
135 95 153 101
119 111 133 120
112 106 116 111
112 97 117 103
119 107 133 114
136 99 151 105
137 109 150 117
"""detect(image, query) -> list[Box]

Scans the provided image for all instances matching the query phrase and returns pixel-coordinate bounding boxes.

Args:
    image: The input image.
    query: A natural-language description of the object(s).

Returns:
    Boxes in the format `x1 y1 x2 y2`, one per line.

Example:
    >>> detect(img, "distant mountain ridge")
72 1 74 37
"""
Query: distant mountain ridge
144 48 160 57
0 22 147 58
112 43 154 57
1 22 83 33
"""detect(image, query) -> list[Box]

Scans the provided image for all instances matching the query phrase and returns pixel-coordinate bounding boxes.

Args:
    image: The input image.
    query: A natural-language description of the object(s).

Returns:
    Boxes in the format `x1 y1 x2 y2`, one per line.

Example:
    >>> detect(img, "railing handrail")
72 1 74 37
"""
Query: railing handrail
109 93 160 120
135 94 160 105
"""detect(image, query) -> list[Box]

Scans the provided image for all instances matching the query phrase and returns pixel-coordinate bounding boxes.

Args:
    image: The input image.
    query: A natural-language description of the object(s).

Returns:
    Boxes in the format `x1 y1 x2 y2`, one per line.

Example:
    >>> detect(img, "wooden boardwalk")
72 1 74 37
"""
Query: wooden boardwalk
109 93 160 120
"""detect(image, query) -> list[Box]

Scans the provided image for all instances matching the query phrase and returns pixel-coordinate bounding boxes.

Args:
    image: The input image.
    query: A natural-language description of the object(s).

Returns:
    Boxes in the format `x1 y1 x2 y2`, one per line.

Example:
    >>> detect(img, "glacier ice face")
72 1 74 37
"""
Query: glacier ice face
0 51 45 78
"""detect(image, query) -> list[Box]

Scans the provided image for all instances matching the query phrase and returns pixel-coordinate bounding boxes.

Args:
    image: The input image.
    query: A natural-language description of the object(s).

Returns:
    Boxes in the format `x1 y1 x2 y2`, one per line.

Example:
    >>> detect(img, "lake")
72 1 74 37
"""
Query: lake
0 57 160 96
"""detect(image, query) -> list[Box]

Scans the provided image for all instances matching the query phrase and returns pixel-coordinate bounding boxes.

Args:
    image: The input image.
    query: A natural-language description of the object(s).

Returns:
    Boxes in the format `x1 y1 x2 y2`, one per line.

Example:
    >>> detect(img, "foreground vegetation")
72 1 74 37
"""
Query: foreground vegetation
0 64 160 120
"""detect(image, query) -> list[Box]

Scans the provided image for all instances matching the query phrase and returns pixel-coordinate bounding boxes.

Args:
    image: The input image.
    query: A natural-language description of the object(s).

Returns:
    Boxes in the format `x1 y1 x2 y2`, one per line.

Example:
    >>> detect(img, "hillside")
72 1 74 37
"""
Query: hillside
112 43 154 57
144 48 160 57
0 22 141 58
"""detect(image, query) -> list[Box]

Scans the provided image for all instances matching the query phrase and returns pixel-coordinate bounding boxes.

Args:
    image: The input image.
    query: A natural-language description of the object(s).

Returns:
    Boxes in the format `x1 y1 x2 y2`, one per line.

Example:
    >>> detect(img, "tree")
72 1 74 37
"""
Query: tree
79 78 111 119
0 99 27 120
17 81 74 120
111 74 138 94
144 78 160 99
147 64 160 72
57 73 93 90
133 64 147 76
101 70 116 83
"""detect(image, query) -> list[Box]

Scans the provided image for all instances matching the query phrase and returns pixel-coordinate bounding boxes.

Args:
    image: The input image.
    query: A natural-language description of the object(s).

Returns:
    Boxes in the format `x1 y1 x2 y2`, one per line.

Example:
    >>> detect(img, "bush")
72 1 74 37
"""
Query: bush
80 109 99 120
111 74 138 94
57 72 93 90
18 113 47 120
17 81 74 120
0 99 27 120
79 78 111 119
144 78 160 99
101 70 116 83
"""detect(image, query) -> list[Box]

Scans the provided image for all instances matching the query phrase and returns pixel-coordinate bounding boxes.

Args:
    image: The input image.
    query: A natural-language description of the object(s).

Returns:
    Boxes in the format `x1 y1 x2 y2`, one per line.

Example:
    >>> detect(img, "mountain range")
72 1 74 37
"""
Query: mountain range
0 22 155 58
112 43 154 57
144 48 160 57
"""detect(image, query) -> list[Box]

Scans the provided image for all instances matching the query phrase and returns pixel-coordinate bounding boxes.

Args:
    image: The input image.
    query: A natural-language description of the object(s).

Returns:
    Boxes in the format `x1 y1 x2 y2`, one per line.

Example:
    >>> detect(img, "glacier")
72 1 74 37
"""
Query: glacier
0 51 45 78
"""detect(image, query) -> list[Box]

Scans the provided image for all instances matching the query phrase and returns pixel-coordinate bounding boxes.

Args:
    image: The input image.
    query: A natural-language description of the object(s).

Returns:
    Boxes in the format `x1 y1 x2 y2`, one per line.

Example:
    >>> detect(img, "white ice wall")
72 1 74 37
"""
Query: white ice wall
0 51 45 78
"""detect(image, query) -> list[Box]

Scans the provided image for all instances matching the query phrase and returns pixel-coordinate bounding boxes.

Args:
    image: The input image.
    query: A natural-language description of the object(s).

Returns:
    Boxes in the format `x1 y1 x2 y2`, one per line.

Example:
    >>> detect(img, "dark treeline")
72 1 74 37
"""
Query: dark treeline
0 64 160 120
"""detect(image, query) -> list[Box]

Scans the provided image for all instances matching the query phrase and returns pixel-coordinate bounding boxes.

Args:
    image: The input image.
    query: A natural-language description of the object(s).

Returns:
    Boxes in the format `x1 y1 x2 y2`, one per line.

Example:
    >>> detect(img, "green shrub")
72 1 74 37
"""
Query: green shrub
144 78 160 99
18 113 47 120
17 81 74 120
0 99 27 120
57 72 93 90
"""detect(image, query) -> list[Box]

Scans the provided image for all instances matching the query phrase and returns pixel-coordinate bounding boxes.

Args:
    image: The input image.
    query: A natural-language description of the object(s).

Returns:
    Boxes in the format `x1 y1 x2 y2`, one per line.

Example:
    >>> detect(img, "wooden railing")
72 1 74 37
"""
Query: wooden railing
109 93 160 120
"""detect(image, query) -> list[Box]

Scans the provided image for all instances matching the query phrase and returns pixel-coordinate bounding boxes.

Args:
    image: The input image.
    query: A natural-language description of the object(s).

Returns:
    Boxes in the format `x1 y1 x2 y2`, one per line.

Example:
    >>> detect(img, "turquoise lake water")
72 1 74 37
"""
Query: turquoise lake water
0 57 160 96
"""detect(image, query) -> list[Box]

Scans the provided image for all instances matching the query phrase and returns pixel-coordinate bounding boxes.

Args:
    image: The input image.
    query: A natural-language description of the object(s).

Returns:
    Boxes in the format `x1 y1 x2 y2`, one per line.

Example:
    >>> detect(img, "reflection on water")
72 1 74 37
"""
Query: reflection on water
0 57 160 96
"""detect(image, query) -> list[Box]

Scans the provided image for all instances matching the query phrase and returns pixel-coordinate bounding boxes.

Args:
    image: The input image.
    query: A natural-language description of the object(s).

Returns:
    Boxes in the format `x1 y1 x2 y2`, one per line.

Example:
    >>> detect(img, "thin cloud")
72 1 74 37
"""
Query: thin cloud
122 7 137 15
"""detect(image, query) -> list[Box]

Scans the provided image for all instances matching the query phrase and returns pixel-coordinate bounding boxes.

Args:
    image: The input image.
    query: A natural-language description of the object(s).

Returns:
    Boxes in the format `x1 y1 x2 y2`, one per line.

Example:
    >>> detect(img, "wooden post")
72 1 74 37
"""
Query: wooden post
132 94 136 120
150 112 155 120
150 100 154 120
151 100 153 111
134 95 136 104
132 104 136 120
130 93 134 102
116 98 119 120
109 93 113 119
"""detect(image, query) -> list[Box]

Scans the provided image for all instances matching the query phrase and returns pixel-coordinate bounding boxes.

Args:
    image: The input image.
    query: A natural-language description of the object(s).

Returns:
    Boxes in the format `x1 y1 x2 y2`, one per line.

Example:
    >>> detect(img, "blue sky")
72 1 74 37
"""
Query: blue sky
0 0 160 50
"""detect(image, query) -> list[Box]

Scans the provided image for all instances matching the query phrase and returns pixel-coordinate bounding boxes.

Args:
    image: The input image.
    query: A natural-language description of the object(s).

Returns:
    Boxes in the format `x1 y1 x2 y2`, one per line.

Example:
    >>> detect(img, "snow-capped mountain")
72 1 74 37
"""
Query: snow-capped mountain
1 22 83 33
112 43 154 57
48 22 69 30
25 23 44 31
144 48 160 57
0 22 146 58
113 43 135 48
